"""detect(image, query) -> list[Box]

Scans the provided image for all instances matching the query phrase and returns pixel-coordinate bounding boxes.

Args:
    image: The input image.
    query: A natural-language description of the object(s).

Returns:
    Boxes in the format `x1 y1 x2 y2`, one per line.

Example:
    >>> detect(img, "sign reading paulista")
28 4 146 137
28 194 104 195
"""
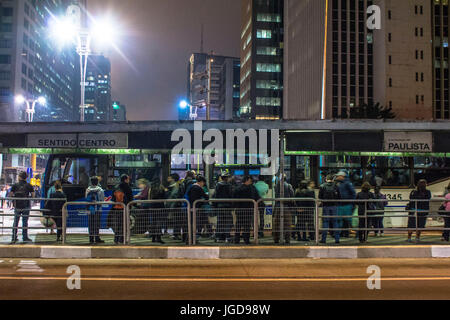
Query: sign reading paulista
384 132 432 153
27 133 128 149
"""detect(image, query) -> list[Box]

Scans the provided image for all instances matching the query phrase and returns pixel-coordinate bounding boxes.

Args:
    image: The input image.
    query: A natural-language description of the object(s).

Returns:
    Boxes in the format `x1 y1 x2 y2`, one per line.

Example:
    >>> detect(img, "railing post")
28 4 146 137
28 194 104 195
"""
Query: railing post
192 201 197 245
187 201 192 246
280 199 284 244
62 203 67 245
415 200 418 237
254 200 259 245
315 199 320 245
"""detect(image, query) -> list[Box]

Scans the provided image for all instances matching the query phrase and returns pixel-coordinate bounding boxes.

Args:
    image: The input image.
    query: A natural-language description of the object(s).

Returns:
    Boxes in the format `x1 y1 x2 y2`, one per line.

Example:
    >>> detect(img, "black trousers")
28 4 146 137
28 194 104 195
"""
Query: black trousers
111 210 124 243
443 217 450 241
235 210 252 244
54 214 62 239
88 212 101 241
216 206 233 240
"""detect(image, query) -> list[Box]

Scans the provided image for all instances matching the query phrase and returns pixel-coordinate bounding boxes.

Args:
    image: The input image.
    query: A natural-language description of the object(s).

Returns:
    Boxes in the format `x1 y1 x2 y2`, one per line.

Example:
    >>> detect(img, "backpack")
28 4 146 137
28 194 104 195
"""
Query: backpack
321 183 339 200
86 190 99 214
112 189 125 209
13 182 31 208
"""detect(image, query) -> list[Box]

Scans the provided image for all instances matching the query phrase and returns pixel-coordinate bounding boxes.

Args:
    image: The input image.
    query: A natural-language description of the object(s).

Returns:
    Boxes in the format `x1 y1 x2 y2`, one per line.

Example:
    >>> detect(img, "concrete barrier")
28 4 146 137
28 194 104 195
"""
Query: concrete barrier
0 245 449 259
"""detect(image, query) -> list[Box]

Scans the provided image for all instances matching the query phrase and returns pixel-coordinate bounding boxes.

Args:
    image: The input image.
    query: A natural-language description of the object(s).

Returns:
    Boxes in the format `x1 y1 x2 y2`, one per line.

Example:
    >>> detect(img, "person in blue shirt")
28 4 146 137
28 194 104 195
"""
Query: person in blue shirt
335 171 356 239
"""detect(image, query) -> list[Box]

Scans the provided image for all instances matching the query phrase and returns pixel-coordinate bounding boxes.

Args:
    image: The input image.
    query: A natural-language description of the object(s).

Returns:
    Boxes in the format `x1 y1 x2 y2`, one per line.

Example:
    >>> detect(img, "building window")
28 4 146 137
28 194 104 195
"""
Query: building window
389 55 392 64
0 23 12 32
256 80 281 90
0 55 11 64
256 29 272 39
388 33 392 42
389 78 392 87
388 10 392 19
256 97 281 106
256 63 281 73
0 71 10 80
0 87 11 96
2 7 13 16
256 47 277 56
256 13 281 23
0 39 12 48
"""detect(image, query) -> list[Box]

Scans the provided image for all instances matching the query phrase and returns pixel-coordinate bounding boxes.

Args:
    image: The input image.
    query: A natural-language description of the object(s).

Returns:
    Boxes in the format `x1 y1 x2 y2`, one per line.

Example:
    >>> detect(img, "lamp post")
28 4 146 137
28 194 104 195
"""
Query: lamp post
50 4 115 122
179 100 199 121
15 95 46 123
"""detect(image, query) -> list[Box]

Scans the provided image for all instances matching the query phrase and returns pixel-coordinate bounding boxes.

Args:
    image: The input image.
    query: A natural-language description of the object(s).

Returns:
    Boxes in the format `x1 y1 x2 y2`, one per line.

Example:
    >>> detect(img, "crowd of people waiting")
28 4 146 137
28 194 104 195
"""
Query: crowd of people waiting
3 170 450 245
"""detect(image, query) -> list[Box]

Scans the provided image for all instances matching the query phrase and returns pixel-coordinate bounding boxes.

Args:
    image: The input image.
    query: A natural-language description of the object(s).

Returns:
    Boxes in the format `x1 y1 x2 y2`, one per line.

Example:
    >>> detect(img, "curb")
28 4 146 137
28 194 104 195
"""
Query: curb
1 245 450 259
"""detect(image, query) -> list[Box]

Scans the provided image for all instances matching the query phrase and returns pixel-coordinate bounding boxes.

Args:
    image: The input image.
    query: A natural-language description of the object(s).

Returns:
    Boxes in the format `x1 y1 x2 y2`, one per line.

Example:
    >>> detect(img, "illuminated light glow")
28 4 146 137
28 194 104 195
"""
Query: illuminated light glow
37 97 47 106
49 16 77 47
179 100 189 109
91 17 117 46
15 95 25 104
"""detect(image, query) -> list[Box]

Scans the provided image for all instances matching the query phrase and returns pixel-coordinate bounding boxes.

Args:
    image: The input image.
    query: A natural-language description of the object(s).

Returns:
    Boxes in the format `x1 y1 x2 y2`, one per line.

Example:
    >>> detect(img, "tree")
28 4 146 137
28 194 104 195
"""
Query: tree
346 102 396 120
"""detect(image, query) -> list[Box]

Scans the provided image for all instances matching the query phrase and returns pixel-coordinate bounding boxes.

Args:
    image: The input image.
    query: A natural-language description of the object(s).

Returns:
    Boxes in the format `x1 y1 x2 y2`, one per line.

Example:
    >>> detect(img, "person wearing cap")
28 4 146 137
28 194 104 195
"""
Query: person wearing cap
335 171 356 239
213 171 233 242
10 172 35 244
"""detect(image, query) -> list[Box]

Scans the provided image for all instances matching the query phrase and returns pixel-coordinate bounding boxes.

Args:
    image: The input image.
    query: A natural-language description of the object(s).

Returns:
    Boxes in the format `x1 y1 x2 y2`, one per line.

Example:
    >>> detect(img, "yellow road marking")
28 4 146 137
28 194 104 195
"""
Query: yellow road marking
1 276 450 282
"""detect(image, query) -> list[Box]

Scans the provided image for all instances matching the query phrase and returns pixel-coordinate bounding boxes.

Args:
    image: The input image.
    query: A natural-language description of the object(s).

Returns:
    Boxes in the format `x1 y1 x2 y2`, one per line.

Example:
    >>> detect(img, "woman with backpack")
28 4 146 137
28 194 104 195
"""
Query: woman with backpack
45 181 66 242
356 182 376 244
108 174 133 244
407 179 432 243
85 177 105 244
294 180 316 242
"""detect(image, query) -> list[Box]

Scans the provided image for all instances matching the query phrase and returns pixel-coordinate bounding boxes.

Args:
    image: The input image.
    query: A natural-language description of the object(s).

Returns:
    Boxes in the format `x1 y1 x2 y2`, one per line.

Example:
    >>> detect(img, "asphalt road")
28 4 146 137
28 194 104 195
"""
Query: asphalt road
2 258 450 300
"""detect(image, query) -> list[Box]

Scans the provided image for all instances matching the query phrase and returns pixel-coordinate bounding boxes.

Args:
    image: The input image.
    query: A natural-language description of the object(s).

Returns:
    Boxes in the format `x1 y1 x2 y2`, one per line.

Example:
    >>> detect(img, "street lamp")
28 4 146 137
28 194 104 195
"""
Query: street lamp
15 95 47 122
179 100 199 121
49 4 116 122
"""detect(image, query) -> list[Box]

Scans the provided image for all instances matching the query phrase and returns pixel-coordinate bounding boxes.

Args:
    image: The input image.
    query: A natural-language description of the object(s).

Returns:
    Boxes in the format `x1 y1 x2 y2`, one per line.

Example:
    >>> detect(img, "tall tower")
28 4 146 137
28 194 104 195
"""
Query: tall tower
239 0 284 120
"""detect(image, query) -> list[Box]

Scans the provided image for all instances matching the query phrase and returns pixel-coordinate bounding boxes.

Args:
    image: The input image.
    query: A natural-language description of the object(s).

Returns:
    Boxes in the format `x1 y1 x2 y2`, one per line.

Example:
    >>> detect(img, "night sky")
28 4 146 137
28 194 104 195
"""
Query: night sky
87 0 241 121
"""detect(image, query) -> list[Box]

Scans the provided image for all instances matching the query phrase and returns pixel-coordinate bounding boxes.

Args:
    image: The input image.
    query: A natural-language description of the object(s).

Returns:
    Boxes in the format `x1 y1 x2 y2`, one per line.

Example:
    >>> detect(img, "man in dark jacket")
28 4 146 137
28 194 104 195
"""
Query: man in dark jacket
233 176 260 244
319 174 341 244
213 172 233 242
166 173 184 241
188 176 209 239
10 172 35 244
335 171 356 238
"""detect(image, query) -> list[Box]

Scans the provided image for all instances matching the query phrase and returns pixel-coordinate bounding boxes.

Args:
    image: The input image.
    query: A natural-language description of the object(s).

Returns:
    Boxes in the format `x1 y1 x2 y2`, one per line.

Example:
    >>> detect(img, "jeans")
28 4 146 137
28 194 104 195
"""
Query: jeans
322 206 338 242
12 208 30 240
338 205 353 238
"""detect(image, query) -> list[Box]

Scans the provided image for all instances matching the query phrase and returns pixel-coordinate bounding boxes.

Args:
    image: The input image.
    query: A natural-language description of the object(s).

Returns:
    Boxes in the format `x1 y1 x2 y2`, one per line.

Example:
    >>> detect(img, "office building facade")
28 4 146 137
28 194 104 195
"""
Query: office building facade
240 0 284 120
0 0 79 122
84 55 112 121
181 53 240 121
284 0 448 121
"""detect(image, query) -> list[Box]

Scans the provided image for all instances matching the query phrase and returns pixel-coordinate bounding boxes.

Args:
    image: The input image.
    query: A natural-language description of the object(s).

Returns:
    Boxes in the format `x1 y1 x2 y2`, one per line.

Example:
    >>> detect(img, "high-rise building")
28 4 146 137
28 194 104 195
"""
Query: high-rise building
181 53 240 121
0 0 79 122
84 55 112 121
111 100 126 121
240 0 284 120
284 0 446 121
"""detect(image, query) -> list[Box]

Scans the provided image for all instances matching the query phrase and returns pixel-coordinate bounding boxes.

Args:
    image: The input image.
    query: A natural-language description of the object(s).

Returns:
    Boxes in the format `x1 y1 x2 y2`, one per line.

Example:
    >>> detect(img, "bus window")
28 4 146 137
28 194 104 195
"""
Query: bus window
66 158 98 188
414 157 450 185
48 158 62 183
367 157 410 187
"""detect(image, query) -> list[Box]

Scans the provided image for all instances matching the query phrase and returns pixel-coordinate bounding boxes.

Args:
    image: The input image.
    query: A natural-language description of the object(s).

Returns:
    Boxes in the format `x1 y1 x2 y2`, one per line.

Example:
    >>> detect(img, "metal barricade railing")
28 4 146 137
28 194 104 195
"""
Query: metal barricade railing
62 201 126 245
0 197 67 244
193 199 258 245
316 198 449 244
257 198 317 244
126 199 191 245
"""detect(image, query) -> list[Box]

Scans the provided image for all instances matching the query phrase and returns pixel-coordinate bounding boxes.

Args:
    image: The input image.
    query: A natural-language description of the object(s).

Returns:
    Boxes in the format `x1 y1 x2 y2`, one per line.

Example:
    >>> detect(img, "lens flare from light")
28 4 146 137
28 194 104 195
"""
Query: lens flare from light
37 97 47 106
179 100 188 109
49 16 77 47
15 95 25 104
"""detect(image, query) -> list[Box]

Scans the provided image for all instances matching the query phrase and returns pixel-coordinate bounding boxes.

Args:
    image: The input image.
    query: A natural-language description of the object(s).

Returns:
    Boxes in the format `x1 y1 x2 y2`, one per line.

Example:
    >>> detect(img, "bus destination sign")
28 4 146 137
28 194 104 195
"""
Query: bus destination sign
27 133 128 149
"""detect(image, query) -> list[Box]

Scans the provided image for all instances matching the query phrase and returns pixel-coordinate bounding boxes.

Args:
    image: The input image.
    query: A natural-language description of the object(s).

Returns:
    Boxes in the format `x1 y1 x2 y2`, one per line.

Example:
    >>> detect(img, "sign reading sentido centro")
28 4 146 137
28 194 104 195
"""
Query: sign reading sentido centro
27 133 128 149
384 132 432 153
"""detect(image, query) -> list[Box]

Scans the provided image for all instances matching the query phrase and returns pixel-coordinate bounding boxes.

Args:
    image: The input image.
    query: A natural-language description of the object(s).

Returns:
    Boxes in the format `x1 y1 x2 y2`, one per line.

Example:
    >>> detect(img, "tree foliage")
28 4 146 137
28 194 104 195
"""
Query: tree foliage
343 102 396 119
